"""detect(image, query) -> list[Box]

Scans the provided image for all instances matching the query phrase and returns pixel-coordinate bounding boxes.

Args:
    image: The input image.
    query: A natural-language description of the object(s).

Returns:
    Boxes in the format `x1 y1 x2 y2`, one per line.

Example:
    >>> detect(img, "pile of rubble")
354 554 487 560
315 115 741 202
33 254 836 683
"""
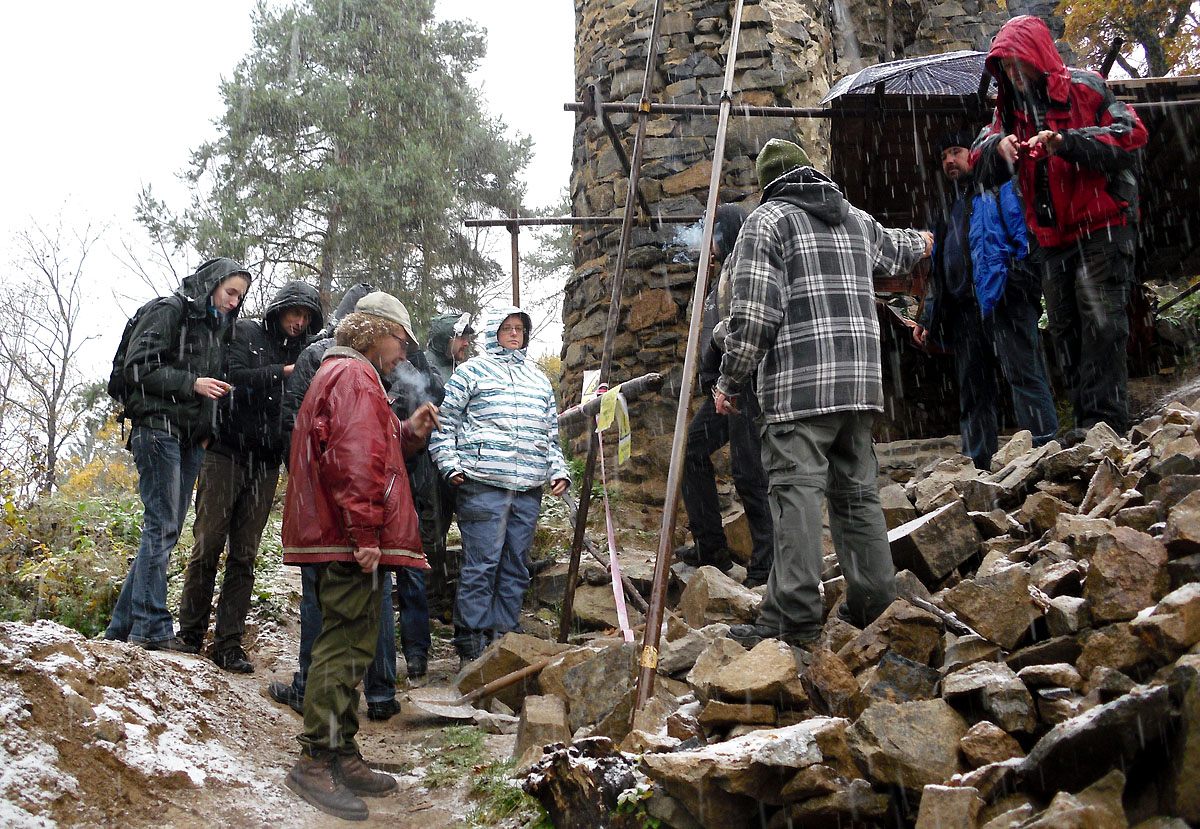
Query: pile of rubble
455 400 1200 827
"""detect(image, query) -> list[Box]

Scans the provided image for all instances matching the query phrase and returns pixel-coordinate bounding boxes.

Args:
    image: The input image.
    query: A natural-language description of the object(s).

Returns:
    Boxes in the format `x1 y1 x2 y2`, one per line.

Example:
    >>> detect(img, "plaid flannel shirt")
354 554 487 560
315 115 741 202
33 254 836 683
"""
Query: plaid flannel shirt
715 169 927 424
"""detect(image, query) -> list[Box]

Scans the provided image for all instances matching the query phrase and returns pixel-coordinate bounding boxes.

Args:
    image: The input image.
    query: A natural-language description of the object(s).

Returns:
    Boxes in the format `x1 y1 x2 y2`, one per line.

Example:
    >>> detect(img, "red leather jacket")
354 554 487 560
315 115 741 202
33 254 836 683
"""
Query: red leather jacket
971 15 1148 248
282 347 428 570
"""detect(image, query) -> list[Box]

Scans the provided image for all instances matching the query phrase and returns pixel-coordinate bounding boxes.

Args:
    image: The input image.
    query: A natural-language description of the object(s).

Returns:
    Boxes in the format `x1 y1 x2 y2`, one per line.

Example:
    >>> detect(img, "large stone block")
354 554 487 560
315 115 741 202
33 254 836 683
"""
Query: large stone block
457 633 570 712
514 695 571 767
942 661 1036 734
1163 489 1200 557
959 721 1025 769
837 599 943 673
678 565 761 628
712 639 807 708
1130 582 1200 661
561 642 639 733
915 785 985 829
686 636 747 701
846 699 968 791
943 564 1039 651
888 500 983 587
1084 527 1169 624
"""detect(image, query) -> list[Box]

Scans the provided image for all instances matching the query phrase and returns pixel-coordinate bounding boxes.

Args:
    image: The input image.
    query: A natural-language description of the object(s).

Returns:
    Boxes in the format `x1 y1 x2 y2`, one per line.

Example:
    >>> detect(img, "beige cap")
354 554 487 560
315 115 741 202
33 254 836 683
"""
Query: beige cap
356 291 415 341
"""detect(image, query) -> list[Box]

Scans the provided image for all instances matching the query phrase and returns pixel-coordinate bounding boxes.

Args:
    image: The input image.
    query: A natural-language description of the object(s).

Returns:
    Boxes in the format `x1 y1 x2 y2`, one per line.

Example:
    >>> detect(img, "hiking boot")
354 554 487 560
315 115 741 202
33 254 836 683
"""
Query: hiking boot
140 637 199 654
213 646 254 674
744 573 769 589
285 753 368 821
366 699 402 721
727 623 819 649
676 544 734 573
268 680 304 715
1059 427 1089 449
405 654 428 681
336 752 398 797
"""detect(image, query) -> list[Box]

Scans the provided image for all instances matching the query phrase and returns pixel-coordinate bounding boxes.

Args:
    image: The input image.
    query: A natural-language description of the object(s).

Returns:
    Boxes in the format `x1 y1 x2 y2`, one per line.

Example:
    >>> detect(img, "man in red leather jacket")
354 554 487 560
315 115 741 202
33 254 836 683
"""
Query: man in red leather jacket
280 291 438 821
971 15 1147 438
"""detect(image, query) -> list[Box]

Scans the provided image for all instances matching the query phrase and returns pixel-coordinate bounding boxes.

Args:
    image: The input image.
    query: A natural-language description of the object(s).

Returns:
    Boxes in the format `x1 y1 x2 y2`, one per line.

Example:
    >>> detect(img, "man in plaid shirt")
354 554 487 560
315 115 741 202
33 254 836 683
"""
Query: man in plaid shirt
714 138 932 647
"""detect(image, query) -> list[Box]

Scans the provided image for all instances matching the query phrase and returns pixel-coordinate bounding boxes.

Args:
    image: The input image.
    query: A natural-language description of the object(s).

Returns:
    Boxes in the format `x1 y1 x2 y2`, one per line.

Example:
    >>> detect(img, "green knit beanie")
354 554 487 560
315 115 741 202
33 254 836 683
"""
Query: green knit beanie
755 138 812 190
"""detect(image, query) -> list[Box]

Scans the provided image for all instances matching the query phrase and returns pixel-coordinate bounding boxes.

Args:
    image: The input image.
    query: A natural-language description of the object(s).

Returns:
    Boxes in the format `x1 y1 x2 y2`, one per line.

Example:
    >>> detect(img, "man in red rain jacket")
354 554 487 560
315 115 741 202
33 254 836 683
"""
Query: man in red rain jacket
280 291 438 821
971 14 1148 438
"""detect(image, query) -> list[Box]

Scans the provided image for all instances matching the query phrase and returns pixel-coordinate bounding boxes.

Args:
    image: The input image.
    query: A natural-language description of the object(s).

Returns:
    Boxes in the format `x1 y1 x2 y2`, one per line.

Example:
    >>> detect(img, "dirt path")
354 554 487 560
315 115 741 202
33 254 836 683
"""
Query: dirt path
0 564 522 829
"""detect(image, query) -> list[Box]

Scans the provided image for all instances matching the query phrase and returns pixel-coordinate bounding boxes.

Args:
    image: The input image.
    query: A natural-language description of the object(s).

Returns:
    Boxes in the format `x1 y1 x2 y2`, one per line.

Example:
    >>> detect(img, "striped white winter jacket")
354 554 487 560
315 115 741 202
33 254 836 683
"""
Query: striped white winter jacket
429 307 570 492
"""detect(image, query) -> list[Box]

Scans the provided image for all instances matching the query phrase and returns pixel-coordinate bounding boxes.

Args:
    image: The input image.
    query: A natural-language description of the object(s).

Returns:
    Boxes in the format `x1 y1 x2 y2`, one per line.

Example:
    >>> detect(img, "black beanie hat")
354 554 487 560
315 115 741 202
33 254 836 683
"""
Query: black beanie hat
938 129 976 155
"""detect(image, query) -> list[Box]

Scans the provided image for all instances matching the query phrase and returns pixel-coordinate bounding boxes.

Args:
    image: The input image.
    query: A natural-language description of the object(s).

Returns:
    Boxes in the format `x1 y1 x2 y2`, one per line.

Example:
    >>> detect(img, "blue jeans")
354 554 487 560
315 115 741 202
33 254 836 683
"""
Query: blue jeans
294 566 430 703
455 480 542 635
105 427 205 644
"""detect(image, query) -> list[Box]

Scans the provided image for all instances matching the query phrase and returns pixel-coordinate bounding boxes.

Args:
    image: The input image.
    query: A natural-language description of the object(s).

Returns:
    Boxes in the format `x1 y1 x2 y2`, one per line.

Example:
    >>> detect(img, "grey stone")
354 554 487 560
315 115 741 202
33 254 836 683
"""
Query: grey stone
802 647 864 720
778 777 892 827
657 622 730 676
1018 685 1173 794
561 643 639 733
880 482 918 529
942 661 1036 734
858 649 940 705
837 599 943 673
698 699 777 727
1046 595 1091 636
686 636 746 702
1130 582 1200 660
888 500 983 587
457 633 570 712
678 565 761 628
1163 489 1200 556
1037 443 1096 481
1016 662 1083 692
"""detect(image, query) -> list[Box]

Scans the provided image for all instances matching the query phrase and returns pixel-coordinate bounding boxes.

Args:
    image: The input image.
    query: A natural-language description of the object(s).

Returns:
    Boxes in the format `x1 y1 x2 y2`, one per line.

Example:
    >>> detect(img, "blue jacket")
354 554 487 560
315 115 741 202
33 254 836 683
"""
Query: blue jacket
920 179 1029 336
429 306 570 492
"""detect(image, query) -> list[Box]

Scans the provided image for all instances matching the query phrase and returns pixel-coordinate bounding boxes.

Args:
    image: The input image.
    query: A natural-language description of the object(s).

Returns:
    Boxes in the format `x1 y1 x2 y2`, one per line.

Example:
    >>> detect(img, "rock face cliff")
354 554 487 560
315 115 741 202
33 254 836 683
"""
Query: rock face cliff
566 0 1057 504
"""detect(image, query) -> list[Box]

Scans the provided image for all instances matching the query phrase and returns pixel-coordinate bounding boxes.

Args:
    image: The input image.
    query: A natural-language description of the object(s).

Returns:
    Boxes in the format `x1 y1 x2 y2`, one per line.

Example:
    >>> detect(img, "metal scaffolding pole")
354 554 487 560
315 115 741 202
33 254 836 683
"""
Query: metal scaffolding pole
632 0 747 712
557 0 667 644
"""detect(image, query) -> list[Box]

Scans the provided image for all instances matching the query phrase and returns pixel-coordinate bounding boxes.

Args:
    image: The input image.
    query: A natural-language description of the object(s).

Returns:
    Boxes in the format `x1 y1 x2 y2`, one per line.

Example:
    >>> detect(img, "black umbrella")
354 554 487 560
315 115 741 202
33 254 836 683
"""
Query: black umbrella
821 50 996 104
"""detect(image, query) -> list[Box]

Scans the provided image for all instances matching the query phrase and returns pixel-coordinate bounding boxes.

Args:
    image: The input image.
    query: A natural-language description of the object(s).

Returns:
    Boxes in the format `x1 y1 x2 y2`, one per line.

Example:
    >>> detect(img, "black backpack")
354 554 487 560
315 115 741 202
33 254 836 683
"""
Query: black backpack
107 295 186 406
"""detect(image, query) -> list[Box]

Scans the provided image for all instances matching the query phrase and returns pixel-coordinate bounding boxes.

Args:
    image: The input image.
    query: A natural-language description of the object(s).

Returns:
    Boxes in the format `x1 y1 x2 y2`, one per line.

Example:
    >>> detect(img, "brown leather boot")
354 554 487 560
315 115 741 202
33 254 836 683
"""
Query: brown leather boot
285 752 369 820
336 752 398 796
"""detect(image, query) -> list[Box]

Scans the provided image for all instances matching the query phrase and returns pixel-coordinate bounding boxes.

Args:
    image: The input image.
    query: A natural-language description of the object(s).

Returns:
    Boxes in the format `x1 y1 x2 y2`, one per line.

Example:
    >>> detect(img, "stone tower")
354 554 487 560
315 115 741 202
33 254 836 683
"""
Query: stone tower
564 0 1048 505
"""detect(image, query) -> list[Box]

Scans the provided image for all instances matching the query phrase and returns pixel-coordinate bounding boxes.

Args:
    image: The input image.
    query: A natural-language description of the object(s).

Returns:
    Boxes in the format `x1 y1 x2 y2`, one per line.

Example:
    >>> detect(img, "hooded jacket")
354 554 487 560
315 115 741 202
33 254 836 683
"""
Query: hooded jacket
429 307 570 492
427 312 470 384
121 257 250 446
971 15 1147 248
715 167 927 422
281 347 429 569
213 280 324 468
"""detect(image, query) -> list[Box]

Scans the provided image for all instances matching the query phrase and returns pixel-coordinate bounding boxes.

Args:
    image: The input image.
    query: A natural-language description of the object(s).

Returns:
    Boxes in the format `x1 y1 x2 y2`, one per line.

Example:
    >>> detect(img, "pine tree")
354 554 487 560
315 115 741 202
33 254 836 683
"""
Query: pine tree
141 0 531 322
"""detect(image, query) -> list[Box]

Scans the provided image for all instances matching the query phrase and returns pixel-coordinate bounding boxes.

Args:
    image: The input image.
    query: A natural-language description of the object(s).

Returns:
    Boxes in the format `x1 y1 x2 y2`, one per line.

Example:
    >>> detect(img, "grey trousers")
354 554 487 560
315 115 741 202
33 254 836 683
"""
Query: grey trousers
756 411 897 638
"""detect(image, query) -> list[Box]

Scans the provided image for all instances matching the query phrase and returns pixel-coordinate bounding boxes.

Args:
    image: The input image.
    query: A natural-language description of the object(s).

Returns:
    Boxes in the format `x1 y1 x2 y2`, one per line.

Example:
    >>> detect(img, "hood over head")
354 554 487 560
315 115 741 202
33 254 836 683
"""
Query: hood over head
761 166 850 225
177 257 251 321
322 283 374 337
713 204 749 261
263 280 324 336
427 312 474 357
986 15 1072 105
482 306 532 358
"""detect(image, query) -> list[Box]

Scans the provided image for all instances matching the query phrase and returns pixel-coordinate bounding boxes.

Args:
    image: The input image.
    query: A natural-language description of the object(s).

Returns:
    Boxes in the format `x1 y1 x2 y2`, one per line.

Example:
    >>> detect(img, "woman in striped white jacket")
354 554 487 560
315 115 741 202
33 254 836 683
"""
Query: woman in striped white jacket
429 306 570 662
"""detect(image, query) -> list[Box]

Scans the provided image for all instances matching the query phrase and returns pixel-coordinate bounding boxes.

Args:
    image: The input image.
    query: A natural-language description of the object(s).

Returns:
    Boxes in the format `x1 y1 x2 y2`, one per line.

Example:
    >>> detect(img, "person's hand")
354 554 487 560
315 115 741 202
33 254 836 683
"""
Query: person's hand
283 363 295 378
550 478 569 497
354 545 382 573
713 389 739 415
194 377 232 399
450 473 466 486
919 231 934 258
913 326 928 347
407 402 441 440
1026 130 1063 157
998 134 1020 164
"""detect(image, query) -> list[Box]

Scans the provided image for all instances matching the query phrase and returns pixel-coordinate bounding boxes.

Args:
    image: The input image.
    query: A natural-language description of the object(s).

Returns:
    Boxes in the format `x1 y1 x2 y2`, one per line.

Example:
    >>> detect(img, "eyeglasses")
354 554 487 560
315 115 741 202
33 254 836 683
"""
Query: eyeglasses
498 325 526 335
389 331 409 350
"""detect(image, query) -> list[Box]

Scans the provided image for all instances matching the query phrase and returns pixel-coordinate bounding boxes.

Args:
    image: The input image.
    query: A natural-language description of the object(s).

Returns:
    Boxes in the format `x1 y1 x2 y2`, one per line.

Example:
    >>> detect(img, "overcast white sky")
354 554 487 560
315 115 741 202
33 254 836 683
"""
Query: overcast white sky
0 1 575 369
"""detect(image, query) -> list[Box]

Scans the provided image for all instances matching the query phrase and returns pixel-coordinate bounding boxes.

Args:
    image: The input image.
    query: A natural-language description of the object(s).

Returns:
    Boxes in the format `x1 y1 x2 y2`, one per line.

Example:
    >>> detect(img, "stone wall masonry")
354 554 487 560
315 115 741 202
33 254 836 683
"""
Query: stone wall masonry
566 0 1057 507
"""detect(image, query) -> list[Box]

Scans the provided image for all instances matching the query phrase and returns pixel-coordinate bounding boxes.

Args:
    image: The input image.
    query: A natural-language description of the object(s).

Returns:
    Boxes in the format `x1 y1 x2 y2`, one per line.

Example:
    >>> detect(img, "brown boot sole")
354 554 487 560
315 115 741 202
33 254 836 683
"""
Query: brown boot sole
285 771 369 821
